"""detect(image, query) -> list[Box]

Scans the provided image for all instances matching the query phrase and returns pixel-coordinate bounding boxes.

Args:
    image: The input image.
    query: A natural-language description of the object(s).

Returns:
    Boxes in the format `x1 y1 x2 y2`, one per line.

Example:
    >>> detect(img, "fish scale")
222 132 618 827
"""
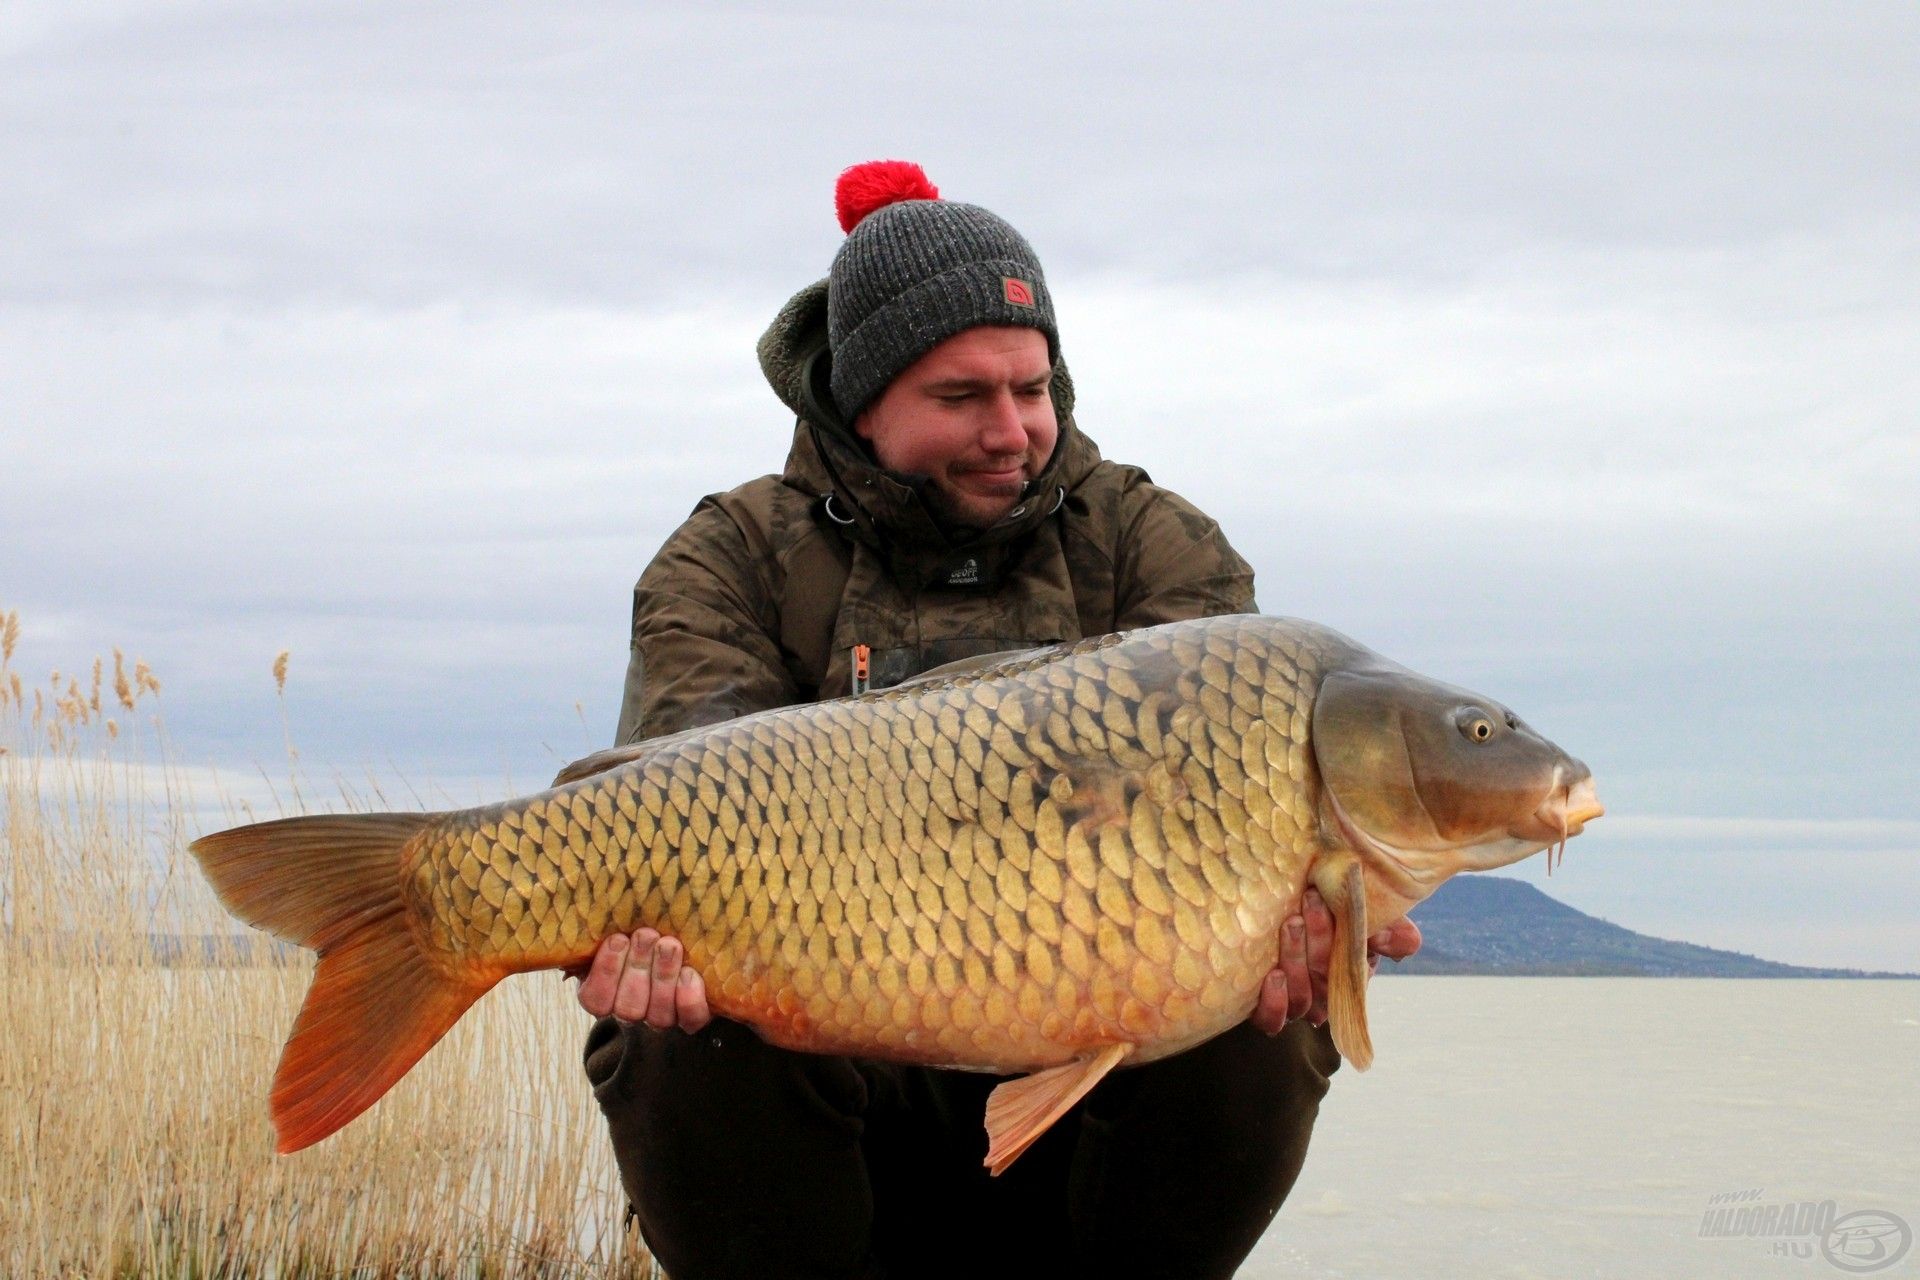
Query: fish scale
402 617 1327 1072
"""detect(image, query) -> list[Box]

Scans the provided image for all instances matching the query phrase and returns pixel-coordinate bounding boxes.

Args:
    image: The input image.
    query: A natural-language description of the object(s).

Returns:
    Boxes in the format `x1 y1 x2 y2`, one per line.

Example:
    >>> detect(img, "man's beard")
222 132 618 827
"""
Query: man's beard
922 472 1031 538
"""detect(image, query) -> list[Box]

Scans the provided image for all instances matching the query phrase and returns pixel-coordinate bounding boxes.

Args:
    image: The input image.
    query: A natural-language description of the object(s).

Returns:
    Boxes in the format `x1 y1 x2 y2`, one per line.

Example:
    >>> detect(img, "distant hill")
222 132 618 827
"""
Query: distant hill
1386 878 1915 978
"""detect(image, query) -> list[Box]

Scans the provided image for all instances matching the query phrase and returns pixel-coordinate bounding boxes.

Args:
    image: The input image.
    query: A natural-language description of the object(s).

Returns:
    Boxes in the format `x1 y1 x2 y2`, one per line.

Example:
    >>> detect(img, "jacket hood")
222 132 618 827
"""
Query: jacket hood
755 278 1101 585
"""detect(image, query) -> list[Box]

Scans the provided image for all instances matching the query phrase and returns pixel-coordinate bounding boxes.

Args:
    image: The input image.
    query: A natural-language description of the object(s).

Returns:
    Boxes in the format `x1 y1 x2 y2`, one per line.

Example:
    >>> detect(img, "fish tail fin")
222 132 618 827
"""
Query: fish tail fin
190 814 498 1153
1311 853 1374 1070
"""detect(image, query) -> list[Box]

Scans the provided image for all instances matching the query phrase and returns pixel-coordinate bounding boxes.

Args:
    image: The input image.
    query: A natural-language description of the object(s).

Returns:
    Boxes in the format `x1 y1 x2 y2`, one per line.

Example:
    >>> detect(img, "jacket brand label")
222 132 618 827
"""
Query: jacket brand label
944 557 982 588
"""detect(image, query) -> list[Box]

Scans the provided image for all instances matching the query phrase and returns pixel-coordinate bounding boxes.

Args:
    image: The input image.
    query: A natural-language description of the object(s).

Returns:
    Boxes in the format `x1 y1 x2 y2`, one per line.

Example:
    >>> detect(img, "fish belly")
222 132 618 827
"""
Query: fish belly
410 618 1332 1071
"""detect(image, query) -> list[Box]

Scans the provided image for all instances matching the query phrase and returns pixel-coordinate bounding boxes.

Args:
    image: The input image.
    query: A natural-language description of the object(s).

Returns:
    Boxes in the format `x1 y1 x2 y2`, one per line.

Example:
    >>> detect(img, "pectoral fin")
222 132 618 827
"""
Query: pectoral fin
982 1043 1131 1175
1311 853 1374 1070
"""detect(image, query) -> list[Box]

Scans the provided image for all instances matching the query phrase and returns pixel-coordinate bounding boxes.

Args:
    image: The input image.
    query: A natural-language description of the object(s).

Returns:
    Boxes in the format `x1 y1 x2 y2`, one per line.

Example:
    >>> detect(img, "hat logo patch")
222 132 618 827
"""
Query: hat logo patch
1002 276 1035 308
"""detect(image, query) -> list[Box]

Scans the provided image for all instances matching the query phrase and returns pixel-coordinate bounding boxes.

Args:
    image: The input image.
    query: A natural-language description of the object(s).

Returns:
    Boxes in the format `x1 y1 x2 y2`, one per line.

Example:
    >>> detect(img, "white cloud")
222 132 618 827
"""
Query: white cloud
4 1 1916 965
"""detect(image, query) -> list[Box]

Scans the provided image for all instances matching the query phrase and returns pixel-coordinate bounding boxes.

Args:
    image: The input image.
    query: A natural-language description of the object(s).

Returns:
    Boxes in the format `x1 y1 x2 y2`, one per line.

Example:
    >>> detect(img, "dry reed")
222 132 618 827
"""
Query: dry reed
0 611 657 1278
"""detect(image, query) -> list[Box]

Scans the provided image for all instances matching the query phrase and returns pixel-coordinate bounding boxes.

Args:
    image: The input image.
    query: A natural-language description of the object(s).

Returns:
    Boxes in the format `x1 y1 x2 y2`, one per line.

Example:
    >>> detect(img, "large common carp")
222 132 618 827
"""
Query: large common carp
191 615 1601 1171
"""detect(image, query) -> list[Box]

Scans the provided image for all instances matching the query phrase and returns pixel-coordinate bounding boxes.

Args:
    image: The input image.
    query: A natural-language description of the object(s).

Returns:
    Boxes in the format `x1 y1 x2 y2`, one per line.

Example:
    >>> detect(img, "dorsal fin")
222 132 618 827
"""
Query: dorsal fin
551 742 653 787
893 645 1054 691
550 723 712 787
557 647 1056 789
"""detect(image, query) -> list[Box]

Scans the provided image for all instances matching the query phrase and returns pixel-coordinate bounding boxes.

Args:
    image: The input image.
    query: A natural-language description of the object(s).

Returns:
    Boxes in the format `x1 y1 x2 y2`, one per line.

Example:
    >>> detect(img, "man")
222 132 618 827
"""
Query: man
570 161 1419 1279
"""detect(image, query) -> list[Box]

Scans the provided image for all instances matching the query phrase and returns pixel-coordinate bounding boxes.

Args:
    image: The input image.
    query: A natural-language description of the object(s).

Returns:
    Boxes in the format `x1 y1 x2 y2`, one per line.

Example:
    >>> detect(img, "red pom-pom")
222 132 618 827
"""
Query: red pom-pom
835 160 940 233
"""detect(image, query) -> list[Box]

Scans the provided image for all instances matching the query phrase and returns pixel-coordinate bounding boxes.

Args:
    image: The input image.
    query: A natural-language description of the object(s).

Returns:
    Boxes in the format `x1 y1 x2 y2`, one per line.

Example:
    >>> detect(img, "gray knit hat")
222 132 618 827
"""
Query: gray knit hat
827 160 1059 424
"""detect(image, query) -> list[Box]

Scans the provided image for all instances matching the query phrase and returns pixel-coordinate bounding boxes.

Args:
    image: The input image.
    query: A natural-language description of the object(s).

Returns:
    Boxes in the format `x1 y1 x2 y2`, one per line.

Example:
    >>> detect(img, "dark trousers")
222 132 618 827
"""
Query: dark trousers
584 1015 1341 1280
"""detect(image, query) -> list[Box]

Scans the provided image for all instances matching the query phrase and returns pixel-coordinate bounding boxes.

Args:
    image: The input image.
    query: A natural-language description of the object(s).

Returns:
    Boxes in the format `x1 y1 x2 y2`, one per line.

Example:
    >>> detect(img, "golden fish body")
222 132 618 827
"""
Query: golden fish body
191 614 1600 1162
414 615 1327 1072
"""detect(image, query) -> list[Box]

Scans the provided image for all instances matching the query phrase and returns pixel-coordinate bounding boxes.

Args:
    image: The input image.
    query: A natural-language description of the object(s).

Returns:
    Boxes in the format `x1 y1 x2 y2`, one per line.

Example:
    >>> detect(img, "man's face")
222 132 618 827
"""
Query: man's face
853 326 1058 529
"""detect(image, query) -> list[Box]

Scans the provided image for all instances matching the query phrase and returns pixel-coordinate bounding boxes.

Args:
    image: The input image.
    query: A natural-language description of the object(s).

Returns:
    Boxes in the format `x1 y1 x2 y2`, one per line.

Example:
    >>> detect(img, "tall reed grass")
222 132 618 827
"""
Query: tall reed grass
0 610 657 1278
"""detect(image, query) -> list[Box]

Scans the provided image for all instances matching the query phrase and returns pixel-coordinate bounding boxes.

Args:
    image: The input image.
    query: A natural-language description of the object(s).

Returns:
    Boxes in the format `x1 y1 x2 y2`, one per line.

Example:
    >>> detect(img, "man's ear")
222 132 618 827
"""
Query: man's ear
851 407 874 442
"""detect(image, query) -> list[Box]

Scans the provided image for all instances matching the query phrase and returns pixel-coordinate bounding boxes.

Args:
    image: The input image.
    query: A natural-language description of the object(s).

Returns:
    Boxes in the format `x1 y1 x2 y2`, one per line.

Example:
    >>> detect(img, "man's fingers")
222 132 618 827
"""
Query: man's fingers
1363 918 1423 975
612 930 658 1023
575 933 629 1017
1367 917 1423 961
645 938 684 1029
1251 969 1290 1034
1302 890 1333 1025
1282 915 1311 1021
675 967 712 1033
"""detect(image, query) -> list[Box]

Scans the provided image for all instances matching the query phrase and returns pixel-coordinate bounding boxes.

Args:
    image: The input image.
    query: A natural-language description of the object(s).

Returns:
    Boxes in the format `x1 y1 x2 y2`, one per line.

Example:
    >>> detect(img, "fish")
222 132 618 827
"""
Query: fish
190 614 1601 1172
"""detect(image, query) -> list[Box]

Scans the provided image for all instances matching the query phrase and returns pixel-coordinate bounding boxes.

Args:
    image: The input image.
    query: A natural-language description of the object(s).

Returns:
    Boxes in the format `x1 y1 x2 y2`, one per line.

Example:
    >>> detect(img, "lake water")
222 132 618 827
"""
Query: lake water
1245 978 1919 1278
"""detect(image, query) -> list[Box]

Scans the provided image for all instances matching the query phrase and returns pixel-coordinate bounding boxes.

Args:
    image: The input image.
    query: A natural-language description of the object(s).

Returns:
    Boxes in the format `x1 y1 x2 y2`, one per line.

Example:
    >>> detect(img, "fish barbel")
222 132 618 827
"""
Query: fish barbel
191 615 1601 1170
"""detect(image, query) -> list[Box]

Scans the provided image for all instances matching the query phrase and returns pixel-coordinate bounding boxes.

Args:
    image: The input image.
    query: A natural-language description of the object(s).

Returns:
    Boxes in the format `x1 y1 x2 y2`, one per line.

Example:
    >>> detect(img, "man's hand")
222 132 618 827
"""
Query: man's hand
574 928 712 1032
1250 891 1423 1035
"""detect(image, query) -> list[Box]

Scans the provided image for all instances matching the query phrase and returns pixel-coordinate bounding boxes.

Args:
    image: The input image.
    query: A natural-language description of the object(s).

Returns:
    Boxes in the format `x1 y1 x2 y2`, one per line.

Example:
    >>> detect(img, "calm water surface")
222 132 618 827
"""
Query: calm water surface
1247 978 1919 1279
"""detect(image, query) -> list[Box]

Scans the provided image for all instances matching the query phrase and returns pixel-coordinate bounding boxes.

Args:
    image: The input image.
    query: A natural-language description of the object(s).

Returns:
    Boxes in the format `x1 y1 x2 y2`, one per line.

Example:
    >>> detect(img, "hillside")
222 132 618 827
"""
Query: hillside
1387 878 1913 978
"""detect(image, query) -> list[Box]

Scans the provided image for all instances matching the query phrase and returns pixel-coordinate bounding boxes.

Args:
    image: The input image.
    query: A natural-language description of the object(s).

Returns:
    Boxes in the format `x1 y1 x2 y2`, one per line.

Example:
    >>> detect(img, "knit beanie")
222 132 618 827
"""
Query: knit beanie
827 160 1059 424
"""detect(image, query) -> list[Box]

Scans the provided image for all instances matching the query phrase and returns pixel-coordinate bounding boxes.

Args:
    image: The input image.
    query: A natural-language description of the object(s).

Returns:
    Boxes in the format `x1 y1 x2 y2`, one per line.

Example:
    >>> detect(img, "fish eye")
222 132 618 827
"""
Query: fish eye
1455 709 1497 743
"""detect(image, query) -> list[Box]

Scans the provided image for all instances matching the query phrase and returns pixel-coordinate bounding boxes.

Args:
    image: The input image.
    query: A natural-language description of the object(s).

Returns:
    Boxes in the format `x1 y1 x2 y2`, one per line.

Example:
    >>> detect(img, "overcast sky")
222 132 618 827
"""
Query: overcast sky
3 2 1915 969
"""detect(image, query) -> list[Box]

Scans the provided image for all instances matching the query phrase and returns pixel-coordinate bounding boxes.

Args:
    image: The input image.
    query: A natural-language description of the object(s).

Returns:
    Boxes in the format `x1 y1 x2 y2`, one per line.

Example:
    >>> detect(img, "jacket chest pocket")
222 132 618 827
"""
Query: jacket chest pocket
815 533 1085 698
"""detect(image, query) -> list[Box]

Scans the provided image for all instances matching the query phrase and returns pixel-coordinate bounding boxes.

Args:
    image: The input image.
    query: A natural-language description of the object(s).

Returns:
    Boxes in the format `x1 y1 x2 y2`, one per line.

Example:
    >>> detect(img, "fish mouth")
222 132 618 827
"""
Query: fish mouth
1511 776 1604 838
1550 776 1606 836
1511 773 1604 873
1561 776 1606 833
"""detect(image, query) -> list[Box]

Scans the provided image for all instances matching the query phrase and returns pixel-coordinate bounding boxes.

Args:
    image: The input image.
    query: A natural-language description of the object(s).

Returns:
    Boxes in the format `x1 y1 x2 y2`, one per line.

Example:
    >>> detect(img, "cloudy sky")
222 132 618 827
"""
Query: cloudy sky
4 2 1915 969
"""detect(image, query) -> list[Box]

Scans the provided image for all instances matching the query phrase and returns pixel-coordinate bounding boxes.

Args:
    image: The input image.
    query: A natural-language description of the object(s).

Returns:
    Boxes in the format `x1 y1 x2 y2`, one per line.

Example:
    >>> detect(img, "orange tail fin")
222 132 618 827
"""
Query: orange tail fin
190 814 498 1153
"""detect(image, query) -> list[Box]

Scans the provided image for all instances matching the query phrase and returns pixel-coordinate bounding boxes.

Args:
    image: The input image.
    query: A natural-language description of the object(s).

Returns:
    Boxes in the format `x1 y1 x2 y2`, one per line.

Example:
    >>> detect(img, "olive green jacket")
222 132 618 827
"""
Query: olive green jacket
615 281 1256 745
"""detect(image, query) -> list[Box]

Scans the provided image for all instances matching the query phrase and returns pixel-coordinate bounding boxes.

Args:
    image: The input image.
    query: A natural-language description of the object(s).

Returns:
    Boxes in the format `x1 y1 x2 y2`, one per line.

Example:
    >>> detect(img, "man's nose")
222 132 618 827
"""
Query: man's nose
979 390 1027 452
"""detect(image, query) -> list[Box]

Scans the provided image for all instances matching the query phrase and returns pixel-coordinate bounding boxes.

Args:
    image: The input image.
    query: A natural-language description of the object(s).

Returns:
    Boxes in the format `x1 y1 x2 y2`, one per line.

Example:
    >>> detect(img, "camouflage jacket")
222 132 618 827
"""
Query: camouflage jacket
615 280 1256 745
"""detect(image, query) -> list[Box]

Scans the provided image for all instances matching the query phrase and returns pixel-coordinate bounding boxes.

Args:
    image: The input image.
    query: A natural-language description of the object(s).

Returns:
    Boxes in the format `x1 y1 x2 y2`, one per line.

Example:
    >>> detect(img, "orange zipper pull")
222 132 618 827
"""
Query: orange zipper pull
851 644 871 695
